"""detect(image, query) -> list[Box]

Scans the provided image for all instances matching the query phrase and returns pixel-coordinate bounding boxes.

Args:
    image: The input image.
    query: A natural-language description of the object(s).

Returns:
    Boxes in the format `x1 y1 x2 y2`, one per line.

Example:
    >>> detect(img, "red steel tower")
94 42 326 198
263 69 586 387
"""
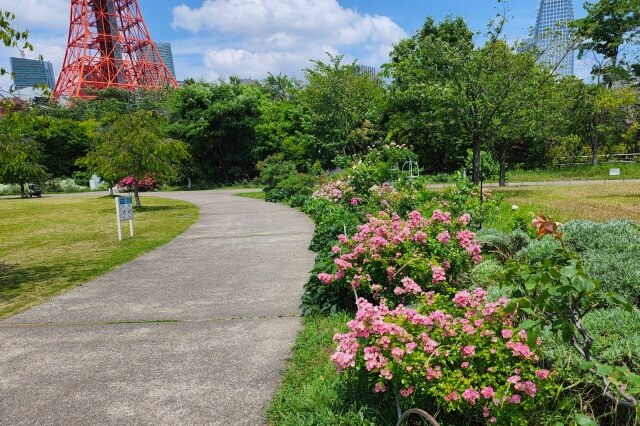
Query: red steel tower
53 0 178 100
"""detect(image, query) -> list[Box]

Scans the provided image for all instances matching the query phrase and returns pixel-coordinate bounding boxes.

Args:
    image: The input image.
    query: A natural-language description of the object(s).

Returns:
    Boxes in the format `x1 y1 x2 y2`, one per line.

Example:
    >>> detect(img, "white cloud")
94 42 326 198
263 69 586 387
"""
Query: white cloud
1 0 69 31
171 0 407 79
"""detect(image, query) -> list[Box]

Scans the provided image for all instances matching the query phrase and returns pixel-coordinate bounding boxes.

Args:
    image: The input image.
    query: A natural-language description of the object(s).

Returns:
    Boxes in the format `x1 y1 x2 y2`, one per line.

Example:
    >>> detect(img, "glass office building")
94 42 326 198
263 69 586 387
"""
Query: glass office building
153 42 176 80
9 57 56 90
534 0 575 76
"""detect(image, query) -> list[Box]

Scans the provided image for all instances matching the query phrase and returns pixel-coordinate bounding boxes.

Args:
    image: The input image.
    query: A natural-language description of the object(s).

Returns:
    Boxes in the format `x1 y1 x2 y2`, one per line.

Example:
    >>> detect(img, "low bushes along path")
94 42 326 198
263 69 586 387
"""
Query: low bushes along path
0 189 315 425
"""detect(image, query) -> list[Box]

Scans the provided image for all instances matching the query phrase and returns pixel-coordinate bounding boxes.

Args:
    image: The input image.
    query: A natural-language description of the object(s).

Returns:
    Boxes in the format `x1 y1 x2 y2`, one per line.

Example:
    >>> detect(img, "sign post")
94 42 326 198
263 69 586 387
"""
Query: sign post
115 196 134 241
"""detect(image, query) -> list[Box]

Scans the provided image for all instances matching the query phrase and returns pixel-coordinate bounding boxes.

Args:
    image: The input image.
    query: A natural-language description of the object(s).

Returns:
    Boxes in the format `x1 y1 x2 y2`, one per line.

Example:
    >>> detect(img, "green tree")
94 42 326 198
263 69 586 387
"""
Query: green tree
0 110 47 197
29 115 94 178
560 78 637 165
79 110 189 207
169 80 262 183
571 0 640 86
385 17 559 184
300 54 386 167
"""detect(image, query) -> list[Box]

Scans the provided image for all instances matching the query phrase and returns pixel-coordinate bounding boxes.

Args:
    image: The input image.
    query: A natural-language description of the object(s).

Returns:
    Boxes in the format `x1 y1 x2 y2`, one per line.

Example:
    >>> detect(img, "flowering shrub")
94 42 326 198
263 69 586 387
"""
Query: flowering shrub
116 175 160 192
318 209 482 306
332 290 557 424
312 179 354 204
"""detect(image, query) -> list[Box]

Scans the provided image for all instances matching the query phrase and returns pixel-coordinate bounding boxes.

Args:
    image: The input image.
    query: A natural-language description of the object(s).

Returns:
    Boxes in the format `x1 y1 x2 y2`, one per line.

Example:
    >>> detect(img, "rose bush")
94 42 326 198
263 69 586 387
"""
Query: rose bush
332 289 558 424
318 209 482 307
116 175 160 192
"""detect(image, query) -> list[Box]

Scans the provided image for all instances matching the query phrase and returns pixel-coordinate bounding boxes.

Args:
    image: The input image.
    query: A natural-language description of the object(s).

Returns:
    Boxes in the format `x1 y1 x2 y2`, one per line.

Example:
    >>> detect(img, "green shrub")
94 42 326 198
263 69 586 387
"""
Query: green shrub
518 220 640 305
471 259 504 288
0 183 20 196
436 175 503 229
45 178 87 193
541 308 640 423
477 228 530 262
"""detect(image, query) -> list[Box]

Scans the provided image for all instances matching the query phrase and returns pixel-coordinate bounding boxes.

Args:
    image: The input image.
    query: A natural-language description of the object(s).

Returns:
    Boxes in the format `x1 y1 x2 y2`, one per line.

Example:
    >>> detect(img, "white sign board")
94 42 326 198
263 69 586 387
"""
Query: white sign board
609 168 621 176
115 196 134 241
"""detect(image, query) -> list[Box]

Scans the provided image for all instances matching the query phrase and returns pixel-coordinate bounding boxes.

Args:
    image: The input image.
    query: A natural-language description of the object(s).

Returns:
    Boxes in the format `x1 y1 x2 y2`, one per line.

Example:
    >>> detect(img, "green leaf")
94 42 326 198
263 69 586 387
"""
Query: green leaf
596 363 613 376
579 361 594 371
560 264 578 279
575 413 597 426
504 299 519 314
519 319 537 330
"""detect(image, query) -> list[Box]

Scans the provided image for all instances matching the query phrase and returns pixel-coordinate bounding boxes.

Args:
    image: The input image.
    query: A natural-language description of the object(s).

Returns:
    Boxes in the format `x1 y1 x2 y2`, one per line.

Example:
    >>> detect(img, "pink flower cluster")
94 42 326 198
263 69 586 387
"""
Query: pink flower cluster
456 229 482 264
116 175 160 192
317 210 483 304
370 182 399 198
312 179 353 203
332 289 551 422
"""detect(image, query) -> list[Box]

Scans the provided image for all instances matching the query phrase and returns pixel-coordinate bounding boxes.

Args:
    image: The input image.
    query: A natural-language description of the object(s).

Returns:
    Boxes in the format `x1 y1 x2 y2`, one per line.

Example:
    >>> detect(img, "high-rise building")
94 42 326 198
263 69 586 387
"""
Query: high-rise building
9 57 56 90
534 0 575 76
355 65 378 78
149 42 176 80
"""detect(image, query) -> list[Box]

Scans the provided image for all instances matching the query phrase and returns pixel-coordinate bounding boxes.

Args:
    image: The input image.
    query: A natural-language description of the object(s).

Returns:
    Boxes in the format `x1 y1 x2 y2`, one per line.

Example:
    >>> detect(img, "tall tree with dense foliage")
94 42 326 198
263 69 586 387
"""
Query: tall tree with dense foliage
385 17 559 184
79 110 189 207
169 80 262 183
300 54 386 167
0 110 47 197
254 75 307 165
29 115 95 178
571 0 640 85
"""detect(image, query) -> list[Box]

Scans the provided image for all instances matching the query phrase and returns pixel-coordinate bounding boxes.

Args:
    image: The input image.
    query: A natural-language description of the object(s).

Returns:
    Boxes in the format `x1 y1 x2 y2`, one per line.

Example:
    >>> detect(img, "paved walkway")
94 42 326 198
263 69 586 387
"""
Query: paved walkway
0 190 316 425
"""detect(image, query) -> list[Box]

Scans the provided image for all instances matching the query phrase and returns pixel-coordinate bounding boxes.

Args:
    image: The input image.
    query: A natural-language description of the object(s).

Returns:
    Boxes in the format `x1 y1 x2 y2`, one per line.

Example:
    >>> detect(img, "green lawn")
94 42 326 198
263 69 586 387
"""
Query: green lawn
493 181 640 223
500 162 640 183
0 195 198 319
234 191 266 200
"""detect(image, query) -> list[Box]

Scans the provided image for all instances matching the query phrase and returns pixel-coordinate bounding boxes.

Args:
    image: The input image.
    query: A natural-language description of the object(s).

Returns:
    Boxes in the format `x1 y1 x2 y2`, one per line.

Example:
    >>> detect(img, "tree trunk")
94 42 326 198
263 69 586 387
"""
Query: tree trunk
472 135 481 184
499 142 507 187
591 132 599 166
109 182 114 197
133 180 142 207
20 182 25 198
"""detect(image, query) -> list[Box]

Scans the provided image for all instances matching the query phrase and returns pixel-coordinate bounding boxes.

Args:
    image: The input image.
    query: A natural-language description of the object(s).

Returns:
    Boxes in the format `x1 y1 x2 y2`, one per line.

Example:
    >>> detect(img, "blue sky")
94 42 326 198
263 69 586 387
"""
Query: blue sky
0 0 590 91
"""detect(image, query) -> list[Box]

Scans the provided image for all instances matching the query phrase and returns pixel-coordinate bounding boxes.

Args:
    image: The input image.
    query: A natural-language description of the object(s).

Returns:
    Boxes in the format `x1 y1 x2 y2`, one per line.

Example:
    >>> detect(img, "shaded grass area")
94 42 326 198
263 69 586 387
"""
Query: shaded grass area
267 314 396 426
0 195 198 319
234 191 266 200
493 182 640 223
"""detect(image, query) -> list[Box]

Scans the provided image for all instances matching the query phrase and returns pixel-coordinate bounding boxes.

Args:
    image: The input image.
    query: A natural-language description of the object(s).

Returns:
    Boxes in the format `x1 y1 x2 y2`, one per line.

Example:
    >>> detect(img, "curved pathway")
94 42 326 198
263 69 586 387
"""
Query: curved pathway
0 190 315 425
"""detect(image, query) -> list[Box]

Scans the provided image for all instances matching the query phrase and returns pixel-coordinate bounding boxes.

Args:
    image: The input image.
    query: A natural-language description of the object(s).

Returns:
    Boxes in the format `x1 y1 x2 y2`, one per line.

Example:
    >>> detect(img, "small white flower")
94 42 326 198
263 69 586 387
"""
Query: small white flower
511 205 519 211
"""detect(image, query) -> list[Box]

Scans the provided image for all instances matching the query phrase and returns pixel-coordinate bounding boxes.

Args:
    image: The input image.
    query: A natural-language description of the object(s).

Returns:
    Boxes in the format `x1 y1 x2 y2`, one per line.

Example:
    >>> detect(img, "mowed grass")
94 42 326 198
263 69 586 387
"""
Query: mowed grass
0 195 198 319
234 191 266 200
494 182 640 223
500 162 640 183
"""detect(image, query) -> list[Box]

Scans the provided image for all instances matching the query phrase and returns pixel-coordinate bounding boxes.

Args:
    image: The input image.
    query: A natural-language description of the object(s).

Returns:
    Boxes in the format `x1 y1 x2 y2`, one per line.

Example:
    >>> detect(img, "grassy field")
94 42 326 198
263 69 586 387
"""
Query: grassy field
500 163 640 183
493 182 640 223
0 195 198 319
426 163 640 184
235 191 266 200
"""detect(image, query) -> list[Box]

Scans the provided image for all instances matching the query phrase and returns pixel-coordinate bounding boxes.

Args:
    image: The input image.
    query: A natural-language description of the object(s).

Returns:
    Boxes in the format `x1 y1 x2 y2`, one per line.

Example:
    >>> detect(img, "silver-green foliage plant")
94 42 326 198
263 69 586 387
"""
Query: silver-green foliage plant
504 216 640 414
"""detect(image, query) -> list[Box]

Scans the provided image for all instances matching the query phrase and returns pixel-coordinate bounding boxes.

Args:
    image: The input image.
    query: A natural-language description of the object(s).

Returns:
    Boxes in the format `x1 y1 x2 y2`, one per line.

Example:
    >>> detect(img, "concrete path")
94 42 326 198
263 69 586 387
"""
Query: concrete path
0 190 316 425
